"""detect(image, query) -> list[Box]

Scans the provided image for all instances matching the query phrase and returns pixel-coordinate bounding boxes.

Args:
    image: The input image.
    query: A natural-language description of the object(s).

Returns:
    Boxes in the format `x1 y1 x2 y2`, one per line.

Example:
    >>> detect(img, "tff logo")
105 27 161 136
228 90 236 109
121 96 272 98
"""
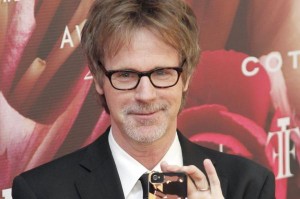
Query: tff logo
267 117 300 179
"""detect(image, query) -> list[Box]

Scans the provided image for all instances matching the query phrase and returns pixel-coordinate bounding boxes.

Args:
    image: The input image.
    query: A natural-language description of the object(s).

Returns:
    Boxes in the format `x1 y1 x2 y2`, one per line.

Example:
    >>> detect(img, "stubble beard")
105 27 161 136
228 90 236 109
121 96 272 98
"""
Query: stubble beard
121 103 169 143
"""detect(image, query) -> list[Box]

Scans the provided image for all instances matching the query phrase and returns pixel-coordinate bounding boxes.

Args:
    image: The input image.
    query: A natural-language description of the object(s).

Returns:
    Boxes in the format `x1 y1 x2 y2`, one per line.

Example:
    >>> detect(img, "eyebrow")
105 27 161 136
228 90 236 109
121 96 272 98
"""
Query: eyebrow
100 59 185 72
106 65 181 73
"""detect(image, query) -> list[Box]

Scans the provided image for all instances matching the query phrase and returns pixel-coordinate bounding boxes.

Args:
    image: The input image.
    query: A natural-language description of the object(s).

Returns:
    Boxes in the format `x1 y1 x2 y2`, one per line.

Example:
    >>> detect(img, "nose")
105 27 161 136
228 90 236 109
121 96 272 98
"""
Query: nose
134 76 157 102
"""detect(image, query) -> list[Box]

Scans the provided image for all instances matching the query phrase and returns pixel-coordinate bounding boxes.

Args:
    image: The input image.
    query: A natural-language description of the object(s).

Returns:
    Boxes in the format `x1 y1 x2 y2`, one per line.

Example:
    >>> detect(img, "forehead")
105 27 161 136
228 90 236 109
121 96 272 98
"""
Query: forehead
104 28 179 70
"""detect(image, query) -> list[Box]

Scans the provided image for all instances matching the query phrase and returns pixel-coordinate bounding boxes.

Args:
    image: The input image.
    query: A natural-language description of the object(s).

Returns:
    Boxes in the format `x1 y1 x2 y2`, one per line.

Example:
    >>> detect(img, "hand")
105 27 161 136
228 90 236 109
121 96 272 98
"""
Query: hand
160 159 224 199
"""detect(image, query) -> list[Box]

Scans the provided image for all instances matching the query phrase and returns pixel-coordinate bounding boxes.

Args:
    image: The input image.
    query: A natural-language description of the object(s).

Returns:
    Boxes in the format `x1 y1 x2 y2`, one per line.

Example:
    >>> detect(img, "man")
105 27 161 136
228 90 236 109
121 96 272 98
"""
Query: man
12 0 275 198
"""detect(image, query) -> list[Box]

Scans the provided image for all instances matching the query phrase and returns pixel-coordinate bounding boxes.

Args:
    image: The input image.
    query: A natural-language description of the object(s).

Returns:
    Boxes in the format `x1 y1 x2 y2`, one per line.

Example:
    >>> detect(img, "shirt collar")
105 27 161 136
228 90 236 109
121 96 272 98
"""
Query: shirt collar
108 128 183 198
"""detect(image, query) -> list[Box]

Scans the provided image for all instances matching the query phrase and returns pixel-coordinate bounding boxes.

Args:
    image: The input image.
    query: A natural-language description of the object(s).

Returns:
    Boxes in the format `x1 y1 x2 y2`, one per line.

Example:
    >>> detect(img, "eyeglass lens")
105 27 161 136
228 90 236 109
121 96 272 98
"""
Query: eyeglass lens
110 68 181 90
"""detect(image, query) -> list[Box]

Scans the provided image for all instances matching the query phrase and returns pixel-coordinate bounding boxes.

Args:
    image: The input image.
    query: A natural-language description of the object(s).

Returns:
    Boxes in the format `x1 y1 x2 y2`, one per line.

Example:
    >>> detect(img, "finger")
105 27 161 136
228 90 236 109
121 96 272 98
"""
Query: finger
173 165 209 191
160 162 198 194
203 159 223 197
182 165 209 191
167 165 200 193
160 161 181 172
160 162 210 192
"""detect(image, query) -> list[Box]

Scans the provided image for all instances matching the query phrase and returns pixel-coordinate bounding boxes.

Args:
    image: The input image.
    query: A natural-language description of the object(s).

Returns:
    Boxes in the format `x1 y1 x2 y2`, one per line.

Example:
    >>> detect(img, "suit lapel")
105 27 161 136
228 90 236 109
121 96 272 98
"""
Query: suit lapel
75 130 125 199
178 132 228 197
74 129 228 198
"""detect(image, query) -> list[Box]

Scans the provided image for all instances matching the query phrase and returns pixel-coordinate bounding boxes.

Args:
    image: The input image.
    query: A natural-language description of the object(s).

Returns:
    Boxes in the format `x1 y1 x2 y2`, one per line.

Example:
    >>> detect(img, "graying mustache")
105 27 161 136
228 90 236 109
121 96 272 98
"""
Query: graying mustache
123 104 167 114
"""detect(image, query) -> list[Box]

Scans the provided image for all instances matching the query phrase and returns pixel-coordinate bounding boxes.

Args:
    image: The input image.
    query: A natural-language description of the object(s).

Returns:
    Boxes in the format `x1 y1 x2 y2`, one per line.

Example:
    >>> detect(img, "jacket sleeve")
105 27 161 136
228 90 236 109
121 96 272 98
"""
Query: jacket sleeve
12 175 38 199
258 171 276 199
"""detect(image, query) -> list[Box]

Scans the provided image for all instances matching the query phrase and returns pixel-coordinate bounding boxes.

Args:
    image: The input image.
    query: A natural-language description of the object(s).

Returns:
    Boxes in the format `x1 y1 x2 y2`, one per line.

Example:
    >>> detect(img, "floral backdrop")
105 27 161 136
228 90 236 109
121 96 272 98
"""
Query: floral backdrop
0 0 299 198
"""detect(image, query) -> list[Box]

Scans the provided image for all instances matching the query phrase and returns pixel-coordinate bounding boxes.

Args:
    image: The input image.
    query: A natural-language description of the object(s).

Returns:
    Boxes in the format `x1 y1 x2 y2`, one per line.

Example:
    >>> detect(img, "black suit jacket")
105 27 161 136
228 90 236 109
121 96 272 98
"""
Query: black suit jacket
12 129 275 199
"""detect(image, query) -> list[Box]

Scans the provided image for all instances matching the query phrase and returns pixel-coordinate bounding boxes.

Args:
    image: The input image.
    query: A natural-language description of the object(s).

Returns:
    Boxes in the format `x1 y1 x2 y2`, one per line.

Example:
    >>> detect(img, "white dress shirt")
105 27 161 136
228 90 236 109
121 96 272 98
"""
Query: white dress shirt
108 129 183 199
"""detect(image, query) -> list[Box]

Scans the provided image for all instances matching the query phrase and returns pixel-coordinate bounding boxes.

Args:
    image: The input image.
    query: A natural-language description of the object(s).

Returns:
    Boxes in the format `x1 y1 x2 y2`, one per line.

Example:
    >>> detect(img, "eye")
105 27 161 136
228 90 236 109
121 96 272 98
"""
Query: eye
112 71 137 81
154 69 168 76
117 71 132 78
152 68 175 78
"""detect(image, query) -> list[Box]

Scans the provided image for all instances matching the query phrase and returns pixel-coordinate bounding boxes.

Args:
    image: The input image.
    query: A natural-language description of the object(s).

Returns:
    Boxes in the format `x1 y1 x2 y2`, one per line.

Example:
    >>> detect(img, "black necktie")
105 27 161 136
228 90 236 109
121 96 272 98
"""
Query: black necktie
139 173 149 199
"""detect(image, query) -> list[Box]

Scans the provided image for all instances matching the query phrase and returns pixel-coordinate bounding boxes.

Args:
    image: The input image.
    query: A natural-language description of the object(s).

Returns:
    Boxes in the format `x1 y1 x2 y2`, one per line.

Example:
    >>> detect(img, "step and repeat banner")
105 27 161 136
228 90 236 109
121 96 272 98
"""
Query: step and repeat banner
0 0 299 198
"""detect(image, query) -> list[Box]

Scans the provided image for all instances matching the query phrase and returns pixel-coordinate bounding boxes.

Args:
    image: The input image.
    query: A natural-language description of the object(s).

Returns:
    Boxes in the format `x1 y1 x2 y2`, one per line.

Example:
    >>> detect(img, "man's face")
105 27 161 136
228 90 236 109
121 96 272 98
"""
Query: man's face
95 28 189 144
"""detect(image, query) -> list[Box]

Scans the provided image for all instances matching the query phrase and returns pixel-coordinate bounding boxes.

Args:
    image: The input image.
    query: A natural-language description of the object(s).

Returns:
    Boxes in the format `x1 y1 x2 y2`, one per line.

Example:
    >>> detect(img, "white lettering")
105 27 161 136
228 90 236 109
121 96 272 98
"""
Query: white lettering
75 25 81 42
266 117 300 179
2 188 12 199
241 50 300 77
264 52 282 72
287 50 300 69
84 71 93 80
60 25 82 49
60 26 74 49
241 56 260 77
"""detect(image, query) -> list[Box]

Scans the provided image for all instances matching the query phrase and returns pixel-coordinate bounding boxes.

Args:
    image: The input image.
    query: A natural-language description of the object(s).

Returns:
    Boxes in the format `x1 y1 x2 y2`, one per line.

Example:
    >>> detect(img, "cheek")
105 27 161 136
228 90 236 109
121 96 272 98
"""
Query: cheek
104 90 131 111
162 88 184 109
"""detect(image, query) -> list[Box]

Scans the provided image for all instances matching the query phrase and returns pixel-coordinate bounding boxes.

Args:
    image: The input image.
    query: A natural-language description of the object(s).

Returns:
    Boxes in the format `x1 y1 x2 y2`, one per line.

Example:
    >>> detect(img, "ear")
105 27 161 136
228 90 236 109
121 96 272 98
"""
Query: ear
94 78 104 95
183 76 191 92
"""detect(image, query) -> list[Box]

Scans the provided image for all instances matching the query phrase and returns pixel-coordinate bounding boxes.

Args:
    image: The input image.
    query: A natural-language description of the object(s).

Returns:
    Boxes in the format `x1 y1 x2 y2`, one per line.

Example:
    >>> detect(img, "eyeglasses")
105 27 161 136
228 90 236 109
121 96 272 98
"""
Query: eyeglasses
99 60 185 90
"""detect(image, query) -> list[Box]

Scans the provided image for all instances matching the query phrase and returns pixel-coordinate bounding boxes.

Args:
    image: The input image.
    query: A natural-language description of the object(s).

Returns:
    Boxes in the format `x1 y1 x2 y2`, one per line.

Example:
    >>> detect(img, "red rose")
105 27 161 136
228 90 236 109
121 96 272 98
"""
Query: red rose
180 50 287 198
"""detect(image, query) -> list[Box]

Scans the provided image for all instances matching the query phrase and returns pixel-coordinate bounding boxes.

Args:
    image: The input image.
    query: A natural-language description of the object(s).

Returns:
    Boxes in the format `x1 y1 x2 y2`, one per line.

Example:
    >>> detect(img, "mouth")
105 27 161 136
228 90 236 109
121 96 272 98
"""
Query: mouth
132 111 157 115
129 110 159 119
125 104 167 120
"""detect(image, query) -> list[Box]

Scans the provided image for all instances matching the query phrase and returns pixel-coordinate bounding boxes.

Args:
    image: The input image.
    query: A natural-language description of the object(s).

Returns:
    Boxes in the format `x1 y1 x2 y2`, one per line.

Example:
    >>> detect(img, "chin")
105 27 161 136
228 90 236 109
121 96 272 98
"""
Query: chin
125 124 167 143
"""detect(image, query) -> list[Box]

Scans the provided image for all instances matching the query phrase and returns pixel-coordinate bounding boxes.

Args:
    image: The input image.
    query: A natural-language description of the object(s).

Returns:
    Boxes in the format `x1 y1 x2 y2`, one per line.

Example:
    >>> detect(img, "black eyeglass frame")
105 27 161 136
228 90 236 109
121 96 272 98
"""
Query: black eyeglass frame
98 60 186 91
